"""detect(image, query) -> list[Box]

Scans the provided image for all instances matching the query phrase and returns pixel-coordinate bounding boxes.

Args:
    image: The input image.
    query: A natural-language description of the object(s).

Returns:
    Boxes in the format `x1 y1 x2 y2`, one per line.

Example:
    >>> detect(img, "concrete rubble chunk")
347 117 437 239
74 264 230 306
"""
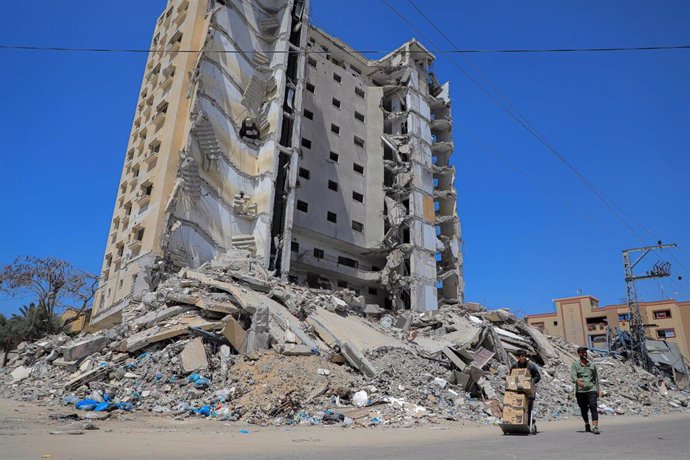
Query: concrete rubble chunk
340 342 378 378
222 316 248 354
11 366 32 382
135 305 193 329
281 344 313 356
209 249 253 272
60 336 109 362
246 306 270 353
442 346 469 371
180 337 209 373
517 322 557 363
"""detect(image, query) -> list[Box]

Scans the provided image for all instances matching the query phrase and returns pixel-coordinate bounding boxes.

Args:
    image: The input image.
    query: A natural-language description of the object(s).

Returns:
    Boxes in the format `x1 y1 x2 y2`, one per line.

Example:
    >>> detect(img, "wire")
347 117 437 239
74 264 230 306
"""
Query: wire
458 123 621 240
390 0 655 245
0 44 378 55
398 0 690 301
1 43 689 55
442 45 690 53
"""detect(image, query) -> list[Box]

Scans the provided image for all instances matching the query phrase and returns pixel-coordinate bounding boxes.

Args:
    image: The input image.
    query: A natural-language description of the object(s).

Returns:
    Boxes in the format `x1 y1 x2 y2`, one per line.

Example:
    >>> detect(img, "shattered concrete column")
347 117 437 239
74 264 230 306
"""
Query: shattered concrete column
379 42 440 312
429 74 464 305
272 0 310 277
246 306 270 353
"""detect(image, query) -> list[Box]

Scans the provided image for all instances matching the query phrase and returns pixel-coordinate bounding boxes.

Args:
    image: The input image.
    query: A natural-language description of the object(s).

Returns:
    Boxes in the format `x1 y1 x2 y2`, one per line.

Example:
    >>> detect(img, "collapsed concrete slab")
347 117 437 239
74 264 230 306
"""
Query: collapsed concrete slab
123 316 222 352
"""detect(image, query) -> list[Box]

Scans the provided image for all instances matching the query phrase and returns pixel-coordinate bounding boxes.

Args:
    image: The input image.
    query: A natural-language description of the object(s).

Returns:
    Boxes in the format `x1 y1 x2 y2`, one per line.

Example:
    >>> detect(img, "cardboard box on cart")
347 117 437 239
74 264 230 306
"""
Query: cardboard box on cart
503 390 529 408
502 406 527 425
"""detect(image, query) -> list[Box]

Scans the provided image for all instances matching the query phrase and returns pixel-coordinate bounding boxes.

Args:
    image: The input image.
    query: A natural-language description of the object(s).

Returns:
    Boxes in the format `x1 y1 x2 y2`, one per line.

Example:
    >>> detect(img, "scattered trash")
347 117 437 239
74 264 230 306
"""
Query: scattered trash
49 422 87 435
352 391 369 408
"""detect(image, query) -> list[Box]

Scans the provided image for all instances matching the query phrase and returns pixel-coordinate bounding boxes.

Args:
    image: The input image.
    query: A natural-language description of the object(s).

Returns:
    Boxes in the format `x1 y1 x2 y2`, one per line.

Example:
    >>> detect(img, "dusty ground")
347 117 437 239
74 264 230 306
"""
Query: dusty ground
1 398 689 460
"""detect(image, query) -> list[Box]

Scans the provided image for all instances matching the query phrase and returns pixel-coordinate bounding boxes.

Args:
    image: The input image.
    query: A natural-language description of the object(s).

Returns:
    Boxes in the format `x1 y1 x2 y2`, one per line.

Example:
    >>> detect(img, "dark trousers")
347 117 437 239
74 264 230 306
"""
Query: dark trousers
576 391 598 423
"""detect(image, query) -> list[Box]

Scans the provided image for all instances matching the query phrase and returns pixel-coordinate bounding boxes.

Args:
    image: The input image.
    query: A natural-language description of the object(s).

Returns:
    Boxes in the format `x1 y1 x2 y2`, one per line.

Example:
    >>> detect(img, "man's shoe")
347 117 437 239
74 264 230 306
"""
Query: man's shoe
585 424 591 432
592 426 600 435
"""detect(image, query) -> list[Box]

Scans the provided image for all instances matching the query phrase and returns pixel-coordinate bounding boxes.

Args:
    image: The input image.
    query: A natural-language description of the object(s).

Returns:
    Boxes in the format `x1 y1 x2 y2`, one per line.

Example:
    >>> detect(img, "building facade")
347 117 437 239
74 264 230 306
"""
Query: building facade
526 295 690 360
90 0 464 330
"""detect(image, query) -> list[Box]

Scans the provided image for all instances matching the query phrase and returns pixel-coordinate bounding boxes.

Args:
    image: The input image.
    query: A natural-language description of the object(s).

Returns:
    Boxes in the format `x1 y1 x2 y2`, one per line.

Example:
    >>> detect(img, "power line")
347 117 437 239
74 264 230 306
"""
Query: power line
459 123 622 240
2 43 689 55
392 0 656 246
0 44 379 54
398 0 690 298
440 45 690 53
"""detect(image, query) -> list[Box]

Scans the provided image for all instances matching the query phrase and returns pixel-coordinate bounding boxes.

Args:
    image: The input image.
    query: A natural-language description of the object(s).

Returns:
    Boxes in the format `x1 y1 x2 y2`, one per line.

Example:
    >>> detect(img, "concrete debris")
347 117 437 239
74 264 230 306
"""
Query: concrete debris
11 366 32 383
60 336 109 362
1 252 688 428
180 338 209 373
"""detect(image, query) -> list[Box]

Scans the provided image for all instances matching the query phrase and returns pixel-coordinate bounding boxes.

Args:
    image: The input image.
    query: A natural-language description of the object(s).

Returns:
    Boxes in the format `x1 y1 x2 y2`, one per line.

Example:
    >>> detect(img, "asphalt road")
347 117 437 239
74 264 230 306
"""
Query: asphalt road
1 398 688 460
274 416 690 460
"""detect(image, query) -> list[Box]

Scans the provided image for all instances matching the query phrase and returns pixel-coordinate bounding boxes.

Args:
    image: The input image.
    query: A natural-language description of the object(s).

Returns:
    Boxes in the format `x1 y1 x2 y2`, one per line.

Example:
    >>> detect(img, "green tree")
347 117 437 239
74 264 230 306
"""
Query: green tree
0 257 97 342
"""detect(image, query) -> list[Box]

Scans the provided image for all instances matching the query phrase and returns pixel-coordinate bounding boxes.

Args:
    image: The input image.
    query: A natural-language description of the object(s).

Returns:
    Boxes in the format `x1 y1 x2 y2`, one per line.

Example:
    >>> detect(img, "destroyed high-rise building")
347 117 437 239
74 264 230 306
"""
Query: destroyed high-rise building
90 0 463 330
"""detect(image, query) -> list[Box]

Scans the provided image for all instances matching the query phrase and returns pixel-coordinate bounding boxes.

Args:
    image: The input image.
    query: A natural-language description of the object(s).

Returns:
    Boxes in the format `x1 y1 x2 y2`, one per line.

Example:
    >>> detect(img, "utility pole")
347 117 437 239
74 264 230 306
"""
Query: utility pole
622 241 677 371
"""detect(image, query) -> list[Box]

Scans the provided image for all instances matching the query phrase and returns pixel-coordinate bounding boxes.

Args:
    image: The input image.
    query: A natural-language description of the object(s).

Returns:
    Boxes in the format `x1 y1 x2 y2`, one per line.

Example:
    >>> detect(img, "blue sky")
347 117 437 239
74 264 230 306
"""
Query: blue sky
1 1 689 317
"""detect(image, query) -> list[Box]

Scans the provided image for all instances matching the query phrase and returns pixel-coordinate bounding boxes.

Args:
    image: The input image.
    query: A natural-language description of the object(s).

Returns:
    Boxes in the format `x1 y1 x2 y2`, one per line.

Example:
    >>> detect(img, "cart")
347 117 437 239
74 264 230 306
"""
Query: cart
499 394 537 435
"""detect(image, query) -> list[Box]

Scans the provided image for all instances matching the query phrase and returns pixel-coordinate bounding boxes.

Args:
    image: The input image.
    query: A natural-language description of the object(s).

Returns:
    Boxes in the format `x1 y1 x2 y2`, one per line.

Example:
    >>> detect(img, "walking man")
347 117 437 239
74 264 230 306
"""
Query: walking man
510 349 541 426
571 346 601 434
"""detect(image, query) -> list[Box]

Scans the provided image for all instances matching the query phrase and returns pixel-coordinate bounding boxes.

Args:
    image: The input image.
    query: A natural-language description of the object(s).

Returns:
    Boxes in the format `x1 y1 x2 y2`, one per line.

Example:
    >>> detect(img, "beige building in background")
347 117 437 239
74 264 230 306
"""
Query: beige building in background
90 0 464 330
526 295 690 361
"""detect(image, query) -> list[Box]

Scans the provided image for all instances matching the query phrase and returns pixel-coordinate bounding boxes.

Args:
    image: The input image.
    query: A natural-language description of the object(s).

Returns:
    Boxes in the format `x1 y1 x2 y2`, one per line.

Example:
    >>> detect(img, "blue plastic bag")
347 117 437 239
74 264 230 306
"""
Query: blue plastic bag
193 405 211 416
75 399 99 411
94 401 111 412
115 402 134 411
188 372 210 388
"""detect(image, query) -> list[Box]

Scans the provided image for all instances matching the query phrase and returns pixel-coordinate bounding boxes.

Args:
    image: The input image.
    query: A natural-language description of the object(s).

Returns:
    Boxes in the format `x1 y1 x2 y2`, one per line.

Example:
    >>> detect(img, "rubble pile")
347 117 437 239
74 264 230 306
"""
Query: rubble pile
1 251 688 427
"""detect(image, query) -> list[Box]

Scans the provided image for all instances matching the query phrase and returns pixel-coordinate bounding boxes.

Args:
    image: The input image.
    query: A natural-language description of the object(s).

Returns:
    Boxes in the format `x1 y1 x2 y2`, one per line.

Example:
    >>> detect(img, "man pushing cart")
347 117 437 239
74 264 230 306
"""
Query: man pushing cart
500 349 541 435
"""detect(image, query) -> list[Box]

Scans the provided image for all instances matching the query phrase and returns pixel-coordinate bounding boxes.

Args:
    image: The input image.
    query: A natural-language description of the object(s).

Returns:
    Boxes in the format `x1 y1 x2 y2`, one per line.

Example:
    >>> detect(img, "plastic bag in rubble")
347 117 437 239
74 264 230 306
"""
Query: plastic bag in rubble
94 402 111 412
188 372 210 388
353 391 369 408
63 395 79 406
194 405 212 416
176 402 193 413
213 406 234 421
114 402 134 412
75 399 99 411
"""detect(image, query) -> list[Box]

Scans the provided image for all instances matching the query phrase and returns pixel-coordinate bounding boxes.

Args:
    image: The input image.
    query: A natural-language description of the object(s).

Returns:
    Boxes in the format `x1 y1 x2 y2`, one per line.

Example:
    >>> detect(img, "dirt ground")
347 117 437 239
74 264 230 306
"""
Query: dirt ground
1 398 688 460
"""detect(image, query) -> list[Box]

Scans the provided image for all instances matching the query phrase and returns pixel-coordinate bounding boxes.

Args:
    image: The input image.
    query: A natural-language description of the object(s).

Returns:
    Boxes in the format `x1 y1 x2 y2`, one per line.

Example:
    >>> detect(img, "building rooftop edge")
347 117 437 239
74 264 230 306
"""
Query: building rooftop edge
527 298 689 318
308 24 435 67
552 295 600 302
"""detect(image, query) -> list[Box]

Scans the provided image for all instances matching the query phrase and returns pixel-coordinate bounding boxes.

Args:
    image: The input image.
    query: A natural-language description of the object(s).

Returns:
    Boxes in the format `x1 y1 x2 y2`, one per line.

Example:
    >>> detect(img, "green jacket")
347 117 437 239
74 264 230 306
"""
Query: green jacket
570 359 599 393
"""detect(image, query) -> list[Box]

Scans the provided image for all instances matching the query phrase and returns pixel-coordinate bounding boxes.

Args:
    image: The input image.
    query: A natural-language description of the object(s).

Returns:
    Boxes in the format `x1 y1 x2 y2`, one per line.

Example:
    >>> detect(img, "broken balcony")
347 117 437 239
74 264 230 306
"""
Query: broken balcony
174 9 186 26
430 116 451 131
177 0 189 12
152 110 167 131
